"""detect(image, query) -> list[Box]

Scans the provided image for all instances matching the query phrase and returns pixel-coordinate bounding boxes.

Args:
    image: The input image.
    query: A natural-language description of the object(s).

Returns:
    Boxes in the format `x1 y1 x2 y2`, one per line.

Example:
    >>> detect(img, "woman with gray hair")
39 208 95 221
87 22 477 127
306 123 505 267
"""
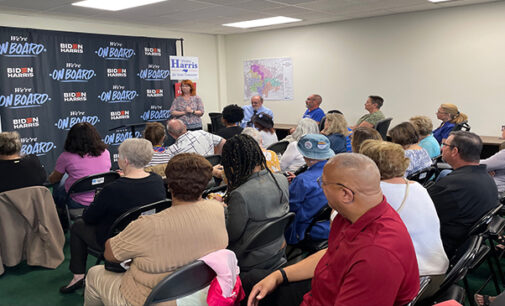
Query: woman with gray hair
60 138 166 294
0 131 46 193
280 118 319 172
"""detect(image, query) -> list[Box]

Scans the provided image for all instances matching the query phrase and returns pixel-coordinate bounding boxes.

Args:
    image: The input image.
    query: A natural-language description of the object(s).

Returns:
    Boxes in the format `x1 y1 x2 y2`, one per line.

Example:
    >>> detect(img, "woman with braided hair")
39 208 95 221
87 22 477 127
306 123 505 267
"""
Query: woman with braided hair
221 134 289 290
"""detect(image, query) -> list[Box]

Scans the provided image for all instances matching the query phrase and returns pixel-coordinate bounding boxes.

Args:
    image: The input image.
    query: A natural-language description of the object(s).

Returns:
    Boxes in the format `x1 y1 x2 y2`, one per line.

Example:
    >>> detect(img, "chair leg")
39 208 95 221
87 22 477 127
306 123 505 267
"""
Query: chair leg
463 277 475 306
486 256 502 295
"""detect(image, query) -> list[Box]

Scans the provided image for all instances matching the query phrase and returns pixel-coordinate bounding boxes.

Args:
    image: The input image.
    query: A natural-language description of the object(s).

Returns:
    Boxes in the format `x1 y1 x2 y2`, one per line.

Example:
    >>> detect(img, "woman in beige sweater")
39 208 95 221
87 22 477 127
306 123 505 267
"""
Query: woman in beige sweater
84 153 228 306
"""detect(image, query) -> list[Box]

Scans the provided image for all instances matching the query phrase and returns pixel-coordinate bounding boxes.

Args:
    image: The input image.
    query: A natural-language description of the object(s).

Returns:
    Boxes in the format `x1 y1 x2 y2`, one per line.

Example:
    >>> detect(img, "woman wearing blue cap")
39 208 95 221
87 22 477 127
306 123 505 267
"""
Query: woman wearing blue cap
285 133 335 245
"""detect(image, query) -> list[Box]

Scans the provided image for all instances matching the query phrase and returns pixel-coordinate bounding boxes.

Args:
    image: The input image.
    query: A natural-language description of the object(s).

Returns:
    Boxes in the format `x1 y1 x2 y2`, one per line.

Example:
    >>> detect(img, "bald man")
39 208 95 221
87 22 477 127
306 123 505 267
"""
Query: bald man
302 94 325 123
164 119 225 160
248 153 419 306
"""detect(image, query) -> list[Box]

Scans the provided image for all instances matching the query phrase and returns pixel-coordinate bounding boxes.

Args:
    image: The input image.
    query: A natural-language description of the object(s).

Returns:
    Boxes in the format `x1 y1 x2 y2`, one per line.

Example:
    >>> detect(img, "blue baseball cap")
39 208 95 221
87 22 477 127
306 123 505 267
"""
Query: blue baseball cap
297 134 335 160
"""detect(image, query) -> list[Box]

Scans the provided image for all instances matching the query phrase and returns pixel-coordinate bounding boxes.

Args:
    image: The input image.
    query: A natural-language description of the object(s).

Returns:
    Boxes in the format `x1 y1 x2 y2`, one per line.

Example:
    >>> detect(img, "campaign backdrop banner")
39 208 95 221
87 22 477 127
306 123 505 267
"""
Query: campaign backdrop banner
0 26 177 171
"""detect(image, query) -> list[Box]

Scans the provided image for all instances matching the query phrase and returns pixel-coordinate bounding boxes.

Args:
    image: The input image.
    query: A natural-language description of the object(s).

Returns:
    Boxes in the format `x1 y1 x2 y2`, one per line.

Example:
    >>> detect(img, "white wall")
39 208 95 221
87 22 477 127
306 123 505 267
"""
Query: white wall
223 1 505 136
0 11 223 128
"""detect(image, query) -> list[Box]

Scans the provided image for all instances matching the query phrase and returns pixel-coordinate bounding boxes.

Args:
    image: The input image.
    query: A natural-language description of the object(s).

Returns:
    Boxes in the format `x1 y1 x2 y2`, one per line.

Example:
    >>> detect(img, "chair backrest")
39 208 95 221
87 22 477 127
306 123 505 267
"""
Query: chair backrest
205 154 222 166
143 260 216 306
439 235 482 292
451 121 471 132
374 117 393 140
407 167 436 186
468 204 503 236
208 112 225 133
67 171 120 196
304 205 332 241
202 185 227 199
267 141 289 155
406 275 432 306
236 212 295 257
107 199 172 238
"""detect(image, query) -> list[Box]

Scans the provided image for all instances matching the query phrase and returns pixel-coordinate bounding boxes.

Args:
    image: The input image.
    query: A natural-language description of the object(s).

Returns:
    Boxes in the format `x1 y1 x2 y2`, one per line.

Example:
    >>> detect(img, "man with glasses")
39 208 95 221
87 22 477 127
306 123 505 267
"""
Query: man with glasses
241 95 274 128
428 131 497 258
248 153 419 306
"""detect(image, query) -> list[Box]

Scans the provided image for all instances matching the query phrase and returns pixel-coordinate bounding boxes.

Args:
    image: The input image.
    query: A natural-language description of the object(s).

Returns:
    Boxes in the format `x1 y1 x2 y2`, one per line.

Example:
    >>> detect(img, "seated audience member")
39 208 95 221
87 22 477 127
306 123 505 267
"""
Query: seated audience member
241 95 274 128
143 122 170 166
221 135 289 273
481 127 505 198
320 113 348 154
248 153 419 306
49 122 111 208
428 131 498 258
60 138 166 294
253 113 278 148
322 110 352 151
242 127 281 172
0 131 46 193
360 140 449 296
390 122 432 177
216 104 244 140
302 94 325 123
165 119 225 159
280 118 320 172
410 116 441 158
433 103 468 144
350 126 382 152
351 95 385 129
285 134 334 245
84 153 228 306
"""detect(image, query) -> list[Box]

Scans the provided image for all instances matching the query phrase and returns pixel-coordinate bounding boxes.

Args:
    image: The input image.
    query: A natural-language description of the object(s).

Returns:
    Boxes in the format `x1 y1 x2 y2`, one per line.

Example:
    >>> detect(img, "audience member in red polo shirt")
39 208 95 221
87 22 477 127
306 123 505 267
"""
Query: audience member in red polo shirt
248 153 420 306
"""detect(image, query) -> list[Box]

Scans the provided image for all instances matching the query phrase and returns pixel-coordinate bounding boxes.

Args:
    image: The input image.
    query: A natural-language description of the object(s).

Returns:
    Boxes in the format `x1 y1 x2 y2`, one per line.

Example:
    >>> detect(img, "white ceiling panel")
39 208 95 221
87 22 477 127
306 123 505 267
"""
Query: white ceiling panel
0 0 500 34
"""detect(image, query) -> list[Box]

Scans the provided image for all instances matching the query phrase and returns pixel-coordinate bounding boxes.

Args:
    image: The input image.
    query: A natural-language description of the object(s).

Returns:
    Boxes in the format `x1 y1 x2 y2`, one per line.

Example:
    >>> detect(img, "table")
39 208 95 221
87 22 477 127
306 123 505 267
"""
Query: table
274 123 297 140
480 136 505 159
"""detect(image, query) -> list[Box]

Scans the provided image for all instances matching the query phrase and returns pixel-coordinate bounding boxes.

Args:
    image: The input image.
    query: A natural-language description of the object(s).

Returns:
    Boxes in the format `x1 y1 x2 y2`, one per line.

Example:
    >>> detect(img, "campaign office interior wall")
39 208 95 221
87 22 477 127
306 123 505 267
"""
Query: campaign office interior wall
223 1 505 136
1 1 505 137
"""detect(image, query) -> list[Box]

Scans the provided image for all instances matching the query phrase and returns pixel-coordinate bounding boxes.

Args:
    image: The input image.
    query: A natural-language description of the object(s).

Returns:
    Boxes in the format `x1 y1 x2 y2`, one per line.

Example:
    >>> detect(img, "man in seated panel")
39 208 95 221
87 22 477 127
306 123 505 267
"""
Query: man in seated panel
428 131 498 258
248 153 419 306
241 95 274 128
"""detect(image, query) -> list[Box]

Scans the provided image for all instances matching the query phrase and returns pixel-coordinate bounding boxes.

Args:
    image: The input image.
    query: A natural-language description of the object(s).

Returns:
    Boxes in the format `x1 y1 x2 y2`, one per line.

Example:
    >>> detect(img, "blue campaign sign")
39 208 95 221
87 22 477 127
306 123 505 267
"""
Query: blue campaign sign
0 26 177 171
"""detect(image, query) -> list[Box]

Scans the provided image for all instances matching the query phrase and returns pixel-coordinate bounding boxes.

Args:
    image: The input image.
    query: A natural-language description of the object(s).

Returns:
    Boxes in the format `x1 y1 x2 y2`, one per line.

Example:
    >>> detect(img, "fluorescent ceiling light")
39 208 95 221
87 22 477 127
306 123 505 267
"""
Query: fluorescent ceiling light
223 16 302 29
72 0 166 11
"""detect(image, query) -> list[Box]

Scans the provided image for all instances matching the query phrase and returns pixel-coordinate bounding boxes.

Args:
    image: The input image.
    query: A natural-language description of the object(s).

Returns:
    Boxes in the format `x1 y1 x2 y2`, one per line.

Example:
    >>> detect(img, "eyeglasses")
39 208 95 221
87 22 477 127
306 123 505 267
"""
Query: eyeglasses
442 142 456 149
317 177 355 195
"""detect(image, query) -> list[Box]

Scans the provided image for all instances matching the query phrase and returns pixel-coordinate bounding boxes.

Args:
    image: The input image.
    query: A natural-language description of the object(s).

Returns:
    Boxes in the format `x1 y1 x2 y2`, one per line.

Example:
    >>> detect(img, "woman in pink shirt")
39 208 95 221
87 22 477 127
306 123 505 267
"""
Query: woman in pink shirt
49 122 111 208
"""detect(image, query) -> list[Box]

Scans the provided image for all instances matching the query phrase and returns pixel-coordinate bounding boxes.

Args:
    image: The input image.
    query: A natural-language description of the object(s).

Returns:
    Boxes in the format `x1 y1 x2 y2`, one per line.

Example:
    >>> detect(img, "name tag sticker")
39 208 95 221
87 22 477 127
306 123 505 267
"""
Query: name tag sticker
141 209 156 216
92 177 105 185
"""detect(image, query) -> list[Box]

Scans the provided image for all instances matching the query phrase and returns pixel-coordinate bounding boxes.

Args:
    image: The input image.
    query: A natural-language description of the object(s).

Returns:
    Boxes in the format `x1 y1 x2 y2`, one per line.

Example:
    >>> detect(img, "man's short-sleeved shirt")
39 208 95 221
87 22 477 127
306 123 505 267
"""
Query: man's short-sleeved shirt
301 198 420 306
303 107 325 123
166 130 222 160
356 110 385 127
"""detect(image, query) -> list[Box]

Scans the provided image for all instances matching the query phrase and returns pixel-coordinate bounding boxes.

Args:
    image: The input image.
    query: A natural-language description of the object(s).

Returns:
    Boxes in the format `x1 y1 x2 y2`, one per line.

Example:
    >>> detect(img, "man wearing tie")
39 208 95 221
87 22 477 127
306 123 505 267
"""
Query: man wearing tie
241 95 274 128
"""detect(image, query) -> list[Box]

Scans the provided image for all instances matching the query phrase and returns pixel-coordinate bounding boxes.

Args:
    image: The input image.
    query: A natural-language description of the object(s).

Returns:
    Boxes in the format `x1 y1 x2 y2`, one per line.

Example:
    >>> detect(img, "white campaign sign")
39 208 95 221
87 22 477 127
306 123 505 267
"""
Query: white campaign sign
170 56 199 80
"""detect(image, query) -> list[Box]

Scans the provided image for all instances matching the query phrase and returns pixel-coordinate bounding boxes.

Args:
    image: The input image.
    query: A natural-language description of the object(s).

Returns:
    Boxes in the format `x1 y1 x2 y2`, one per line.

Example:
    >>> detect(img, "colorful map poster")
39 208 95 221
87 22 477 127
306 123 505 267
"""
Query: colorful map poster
243 57 293 101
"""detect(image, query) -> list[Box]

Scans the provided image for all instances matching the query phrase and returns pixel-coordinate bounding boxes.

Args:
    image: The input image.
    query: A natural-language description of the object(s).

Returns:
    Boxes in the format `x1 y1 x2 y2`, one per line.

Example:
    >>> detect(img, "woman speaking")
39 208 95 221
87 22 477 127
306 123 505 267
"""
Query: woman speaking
169 79 204 130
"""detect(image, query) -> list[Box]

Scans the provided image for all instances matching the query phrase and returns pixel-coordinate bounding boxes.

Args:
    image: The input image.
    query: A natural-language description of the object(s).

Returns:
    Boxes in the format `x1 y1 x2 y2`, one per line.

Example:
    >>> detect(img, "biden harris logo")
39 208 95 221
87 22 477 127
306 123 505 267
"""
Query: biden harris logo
20 137 55 157
144 47 161 56
0 41 46 57
107 68 127 77
13 117 39 129
60 43 83 53
0 88 51 109
50 63 95 82
95 42 135 60
64 91 87 102
99 85 138 104
7 67 34 78
147 89 163 98
110 110 130 120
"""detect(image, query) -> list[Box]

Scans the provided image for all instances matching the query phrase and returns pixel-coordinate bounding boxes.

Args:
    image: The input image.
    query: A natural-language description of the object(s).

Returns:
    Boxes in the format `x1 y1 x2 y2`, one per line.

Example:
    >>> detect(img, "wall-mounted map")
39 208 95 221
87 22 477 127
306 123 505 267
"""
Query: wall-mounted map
243 57 293 101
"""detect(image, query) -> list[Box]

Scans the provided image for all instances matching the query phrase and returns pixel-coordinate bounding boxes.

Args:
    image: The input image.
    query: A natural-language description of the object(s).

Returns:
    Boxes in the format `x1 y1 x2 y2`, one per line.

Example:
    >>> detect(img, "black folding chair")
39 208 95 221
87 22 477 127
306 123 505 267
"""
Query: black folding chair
373 117 393 141
208 112 224 133
451 121 471 132
235 212 295 271
66 171 120 220
407 167 437 187
143 260 216 306
267 141 289 156
406 275 432 306
88 199 172 265
205 155 222 166
287 205 331 262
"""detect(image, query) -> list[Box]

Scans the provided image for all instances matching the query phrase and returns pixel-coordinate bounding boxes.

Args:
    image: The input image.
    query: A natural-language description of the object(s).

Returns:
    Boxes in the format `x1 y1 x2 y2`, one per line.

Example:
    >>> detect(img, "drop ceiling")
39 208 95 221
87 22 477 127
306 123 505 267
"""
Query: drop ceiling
0 0 500 34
